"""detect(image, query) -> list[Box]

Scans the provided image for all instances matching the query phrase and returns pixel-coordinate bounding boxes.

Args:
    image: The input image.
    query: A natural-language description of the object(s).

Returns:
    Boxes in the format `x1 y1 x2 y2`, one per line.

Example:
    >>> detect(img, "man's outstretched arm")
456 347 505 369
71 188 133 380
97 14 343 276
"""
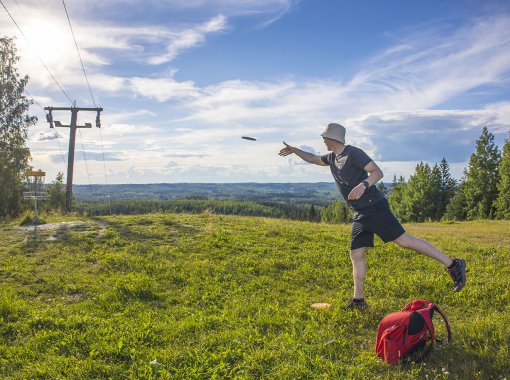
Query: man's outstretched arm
278 141 327 166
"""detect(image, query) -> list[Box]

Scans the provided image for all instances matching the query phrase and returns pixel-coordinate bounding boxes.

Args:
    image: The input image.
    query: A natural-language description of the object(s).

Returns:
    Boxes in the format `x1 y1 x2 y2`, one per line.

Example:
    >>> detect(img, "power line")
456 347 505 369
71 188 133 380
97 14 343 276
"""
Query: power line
24 88 44 111
61 0 97 107
0 0 74 105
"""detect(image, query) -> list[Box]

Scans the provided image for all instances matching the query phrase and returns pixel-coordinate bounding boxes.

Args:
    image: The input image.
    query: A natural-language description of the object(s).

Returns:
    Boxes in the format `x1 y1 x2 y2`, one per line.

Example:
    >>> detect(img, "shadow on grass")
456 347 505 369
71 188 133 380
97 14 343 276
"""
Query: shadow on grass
22 222 87 253
104 218 185 245
404 343 509 379
22 224 44 254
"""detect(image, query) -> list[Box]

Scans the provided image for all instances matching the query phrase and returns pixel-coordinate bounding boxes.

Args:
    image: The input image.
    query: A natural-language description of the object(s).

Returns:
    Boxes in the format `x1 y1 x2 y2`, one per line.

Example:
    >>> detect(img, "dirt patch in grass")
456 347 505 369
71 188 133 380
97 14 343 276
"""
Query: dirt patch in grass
20 221 88 231
18 220 108 242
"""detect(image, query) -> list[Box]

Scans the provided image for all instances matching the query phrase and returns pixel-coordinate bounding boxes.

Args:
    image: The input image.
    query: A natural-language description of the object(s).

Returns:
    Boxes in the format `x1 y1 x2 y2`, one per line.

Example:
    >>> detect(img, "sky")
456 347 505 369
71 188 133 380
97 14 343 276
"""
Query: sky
2 0 510 184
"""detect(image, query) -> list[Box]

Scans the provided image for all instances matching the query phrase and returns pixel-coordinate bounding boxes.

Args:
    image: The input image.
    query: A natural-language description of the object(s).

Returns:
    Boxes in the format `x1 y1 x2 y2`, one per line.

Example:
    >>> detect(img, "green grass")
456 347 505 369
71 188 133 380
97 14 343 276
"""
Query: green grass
0 213 509 379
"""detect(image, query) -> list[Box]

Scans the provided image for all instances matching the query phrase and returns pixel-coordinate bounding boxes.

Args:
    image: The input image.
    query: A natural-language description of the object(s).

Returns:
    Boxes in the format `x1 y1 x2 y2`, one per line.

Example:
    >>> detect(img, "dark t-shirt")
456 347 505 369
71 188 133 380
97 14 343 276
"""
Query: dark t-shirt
321 145 385 211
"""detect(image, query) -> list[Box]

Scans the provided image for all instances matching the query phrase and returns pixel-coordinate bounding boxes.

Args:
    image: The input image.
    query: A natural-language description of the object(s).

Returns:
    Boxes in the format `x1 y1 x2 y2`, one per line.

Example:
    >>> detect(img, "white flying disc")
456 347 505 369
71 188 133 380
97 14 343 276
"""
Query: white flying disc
311 302 332 310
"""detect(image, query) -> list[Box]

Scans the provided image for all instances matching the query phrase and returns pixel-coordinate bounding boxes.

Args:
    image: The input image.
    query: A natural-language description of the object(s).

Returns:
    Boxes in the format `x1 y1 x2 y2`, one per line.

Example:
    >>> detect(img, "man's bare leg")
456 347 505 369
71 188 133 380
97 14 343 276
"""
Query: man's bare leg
394 233 453 267
350 247 367 299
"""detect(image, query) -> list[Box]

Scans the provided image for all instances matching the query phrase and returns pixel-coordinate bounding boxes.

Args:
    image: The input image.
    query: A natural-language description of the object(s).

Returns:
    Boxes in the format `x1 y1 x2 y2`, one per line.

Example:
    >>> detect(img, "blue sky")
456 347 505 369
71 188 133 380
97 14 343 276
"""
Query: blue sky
2 0 510 184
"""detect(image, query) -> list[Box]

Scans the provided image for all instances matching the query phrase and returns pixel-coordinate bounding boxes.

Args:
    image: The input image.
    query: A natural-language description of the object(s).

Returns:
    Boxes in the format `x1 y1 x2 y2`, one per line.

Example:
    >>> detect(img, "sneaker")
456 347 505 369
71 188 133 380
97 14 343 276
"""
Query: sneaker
448 258 466 292
344 298 369 310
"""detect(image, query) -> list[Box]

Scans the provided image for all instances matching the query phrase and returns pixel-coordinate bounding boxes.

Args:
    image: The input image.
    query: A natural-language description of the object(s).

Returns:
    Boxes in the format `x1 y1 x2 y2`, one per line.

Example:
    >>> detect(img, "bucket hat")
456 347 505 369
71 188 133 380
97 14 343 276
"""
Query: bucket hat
321 123 346 144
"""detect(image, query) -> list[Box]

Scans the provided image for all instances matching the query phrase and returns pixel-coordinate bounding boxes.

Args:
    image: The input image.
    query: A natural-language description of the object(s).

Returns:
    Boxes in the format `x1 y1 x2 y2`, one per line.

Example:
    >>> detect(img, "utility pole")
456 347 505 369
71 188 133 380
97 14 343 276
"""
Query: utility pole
44 105 103 212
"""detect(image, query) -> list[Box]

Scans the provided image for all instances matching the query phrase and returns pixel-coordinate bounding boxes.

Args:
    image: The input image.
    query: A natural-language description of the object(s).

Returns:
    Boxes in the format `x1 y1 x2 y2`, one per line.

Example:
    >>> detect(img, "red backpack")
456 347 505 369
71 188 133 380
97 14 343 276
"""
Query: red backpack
375 299 451 364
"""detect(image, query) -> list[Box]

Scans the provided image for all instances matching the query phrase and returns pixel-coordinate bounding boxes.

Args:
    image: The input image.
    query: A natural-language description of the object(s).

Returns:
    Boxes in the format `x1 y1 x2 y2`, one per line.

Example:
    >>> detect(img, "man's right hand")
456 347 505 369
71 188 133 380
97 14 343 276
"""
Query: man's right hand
279 141 294 157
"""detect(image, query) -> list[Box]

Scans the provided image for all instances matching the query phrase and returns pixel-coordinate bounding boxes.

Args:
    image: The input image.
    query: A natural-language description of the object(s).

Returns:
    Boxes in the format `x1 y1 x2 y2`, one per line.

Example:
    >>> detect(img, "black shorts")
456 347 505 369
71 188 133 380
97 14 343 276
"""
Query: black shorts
350 199 405 250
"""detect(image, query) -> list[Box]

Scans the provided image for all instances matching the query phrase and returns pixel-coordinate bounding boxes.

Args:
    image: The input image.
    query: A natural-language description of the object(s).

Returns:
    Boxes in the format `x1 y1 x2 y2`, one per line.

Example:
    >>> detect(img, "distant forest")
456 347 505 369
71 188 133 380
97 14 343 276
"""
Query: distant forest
72 182 350 223
73 182 341 205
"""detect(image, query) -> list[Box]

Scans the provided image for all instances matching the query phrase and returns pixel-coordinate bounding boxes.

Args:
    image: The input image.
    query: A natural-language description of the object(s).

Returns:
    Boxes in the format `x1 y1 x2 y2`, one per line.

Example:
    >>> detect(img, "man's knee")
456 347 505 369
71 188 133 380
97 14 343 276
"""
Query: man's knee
350 247 366 262
394 233 413 249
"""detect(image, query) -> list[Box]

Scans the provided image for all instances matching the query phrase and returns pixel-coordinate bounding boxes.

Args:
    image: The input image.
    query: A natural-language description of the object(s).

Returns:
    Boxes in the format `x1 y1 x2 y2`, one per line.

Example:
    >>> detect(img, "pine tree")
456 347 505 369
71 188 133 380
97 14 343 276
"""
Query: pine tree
436 158 457 220
463 127 501 219
320 199 351 224
331 199 342 223
401 162 440 222
0 37 36 217
376 182 389 198
443 180 468 221
388 175 407 221
46 172 66 212
494 137 510 219
307 204 320 222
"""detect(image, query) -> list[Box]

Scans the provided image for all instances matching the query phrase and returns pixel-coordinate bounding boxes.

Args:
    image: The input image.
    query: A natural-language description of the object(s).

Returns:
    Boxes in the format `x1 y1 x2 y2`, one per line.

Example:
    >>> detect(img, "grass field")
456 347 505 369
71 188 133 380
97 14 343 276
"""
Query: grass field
0 213 509 379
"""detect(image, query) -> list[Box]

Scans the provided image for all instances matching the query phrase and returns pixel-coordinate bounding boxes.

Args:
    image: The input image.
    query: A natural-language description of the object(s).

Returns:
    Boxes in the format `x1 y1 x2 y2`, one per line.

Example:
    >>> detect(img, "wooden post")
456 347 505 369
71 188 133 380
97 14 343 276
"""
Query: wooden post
65 108 78 212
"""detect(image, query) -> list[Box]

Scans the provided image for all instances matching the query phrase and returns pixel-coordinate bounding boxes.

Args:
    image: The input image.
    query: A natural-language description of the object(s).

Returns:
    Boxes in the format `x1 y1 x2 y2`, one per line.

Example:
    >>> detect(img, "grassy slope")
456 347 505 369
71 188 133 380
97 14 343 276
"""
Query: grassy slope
0 214 509 379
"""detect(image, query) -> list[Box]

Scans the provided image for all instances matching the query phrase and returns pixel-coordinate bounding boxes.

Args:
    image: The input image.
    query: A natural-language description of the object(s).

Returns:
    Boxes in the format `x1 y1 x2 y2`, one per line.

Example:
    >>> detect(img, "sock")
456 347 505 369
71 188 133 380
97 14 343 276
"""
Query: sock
448 259 457 270
353 298 364 303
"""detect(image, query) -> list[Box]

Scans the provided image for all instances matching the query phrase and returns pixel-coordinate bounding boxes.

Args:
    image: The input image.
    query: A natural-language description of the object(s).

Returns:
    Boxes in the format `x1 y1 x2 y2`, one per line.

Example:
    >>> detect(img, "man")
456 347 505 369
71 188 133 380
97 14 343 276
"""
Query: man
278 123 466 309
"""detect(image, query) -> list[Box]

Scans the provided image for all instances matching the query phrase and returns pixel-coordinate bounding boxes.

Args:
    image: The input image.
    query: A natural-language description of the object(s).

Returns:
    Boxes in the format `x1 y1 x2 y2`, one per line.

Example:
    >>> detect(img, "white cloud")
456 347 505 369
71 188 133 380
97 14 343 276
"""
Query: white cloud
181 79 342 126
299 145 317 154
86 74 126 93
53 151 122 162
101 110 158 125
129 75 200 101
344 108 507 164
350 16 510 112
485 101 510 129
30 131 64 142
250 0 296 29
148 15 228 65
164 151 211 158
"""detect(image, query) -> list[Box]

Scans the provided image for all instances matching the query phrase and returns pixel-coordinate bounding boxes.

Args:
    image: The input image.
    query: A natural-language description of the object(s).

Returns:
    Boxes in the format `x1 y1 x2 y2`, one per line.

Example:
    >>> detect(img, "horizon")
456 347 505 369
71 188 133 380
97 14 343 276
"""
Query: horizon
2 0 509 184
72 181 382 185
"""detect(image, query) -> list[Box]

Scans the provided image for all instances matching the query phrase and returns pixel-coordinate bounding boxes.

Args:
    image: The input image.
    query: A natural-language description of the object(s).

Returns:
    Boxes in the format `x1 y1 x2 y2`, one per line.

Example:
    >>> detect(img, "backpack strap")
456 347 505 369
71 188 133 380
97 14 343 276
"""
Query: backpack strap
431 304 452 344
417 304 437 342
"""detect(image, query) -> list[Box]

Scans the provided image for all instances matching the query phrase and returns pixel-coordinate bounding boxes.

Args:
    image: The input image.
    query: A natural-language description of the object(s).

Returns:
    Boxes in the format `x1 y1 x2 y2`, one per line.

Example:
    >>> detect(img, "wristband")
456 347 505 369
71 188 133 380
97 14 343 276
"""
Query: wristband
362 180 370 188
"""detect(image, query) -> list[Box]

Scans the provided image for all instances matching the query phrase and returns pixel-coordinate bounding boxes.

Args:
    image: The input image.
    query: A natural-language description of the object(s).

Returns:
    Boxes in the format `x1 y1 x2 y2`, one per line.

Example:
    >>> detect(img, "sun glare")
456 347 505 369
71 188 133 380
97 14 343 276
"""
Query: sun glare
20 19 73 65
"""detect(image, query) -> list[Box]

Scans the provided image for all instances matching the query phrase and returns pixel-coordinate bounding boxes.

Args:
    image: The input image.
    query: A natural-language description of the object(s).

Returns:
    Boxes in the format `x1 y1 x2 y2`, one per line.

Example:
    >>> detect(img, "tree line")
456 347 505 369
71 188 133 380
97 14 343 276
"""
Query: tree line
74 198 326 222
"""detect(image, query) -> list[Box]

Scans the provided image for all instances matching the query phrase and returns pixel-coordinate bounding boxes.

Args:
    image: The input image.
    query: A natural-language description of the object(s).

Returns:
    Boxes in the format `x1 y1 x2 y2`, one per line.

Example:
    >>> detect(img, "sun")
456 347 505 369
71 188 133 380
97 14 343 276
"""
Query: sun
19 18 74 66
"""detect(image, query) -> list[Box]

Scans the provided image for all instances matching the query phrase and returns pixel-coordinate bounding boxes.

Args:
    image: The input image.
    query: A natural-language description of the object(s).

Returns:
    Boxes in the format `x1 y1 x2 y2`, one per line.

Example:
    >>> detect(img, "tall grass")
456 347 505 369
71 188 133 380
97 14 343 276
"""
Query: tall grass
0 214 508 379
